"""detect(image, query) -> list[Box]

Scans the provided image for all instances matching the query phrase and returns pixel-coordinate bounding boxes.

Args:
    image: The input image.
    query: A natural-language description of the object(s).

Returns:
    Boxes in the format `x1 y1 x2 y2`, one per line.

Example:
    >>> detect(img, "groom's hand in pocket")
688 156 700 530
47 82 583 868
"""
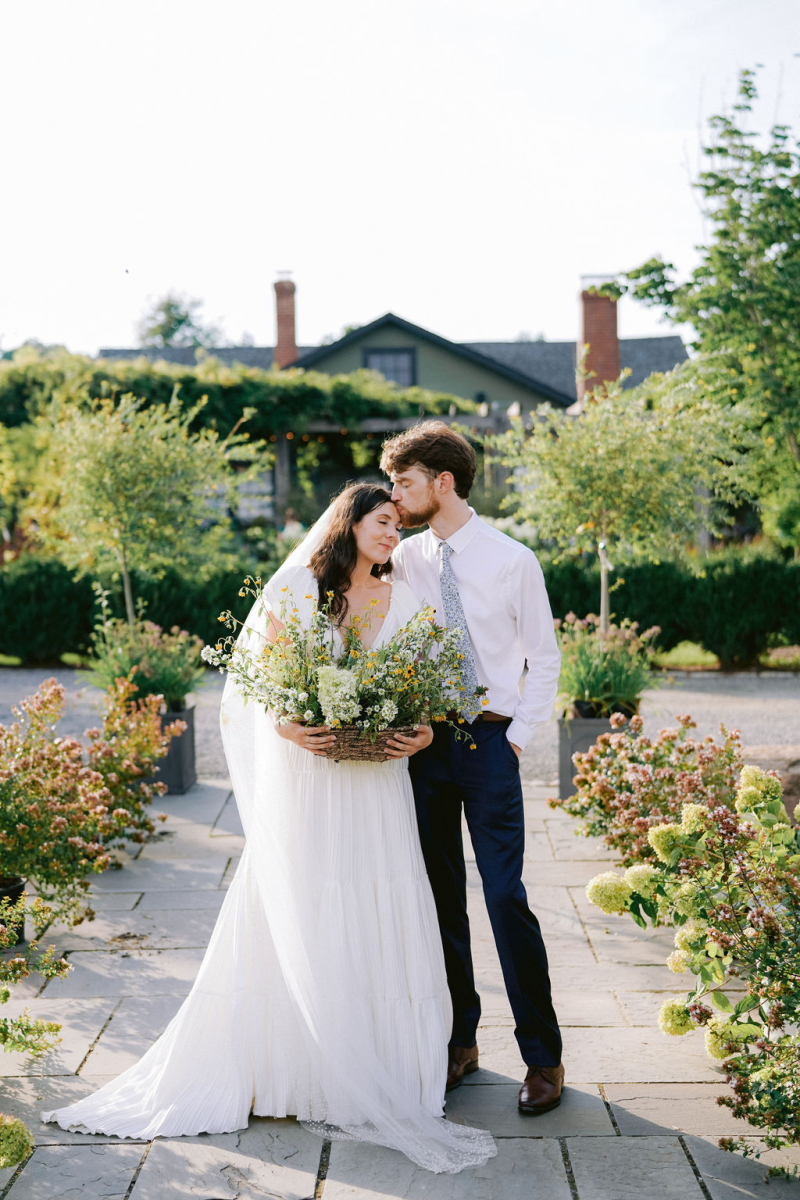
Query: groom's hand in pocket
385 725 433 758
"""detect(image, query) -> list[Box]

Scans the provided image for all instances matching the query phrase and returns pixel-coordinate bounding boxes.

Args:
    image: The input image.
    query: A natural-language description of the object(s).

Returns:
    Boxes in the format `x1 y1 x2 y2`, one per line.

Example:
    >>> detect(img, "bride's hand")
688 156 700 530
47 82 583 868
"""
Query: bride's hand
384 724 433 759
276 720 337 756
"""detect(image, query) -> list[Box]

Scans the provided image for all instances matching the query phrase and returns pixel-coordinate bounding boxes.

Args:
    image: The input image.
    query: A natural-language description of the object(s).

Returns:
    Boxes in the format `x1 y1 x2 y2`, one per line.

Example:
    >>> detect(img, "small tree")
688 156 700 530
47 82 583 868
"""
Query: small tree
36 393 260 624
604 68 800 552
490 363 749 631
136 292 222 349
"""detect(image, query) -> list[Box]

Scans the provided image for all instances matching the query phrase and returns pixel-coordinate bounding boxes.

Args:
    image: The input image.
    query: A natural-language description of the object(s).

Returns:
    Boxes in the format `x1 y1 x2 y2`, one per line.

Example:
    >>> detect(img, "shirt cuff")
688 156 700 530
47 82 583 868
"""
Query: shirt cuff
506 718 534 753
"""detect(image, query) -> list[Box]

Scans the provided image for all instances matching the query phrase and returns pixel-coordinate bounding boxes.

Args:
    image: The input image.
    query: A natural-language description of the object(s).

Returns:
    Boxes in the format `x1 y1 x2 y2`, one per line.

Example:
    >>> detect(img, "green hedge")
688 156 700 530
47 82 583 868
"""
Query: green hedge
0 349 475 435
542 555 800 667
1 553 798 668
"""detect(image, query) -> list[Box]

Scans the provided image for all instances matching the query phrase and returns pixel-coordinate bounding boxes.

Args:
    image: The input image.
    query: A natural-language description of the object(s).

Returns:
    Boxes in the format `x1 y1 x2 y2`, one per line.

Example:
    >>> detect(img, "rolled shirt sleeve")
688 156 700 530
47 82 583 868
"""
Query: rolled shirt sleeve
505 551 561 752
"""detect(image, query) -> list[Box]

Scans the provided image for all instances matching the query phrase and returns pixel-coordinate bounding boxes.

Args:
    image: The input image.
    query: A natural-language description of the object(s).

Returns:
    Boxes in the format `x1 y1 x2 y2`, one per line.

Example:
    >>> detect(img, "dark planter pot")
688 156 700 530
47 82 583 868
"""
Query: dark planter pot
0 877 26 945
155 705 197 795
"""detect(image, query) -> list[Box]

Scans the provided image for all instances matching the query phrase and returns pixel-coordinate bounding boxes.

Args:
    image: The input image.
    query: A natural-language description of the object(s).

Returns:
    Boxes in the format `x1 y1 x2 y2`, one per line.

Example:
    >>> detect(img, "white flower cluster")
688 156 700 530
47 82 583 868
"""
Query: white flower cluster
317 666 361 727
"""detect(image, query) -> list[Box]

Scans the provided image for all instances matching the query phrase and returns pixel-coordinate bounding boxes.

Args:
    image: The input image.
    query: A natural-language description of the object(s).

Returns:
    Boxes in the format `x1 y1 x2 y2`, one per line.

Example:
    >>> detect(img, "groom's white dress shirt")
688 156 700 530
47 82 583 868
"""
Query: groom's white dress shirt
391 509 561 751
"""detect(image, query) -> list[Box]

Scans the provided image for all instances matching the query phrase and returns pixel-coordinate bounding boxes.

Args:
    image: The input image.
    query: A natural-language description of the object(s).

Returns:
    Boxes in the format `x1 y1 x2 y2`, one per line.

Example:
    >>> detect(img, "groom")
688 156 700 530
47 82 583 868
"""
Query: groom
382 421 565 1114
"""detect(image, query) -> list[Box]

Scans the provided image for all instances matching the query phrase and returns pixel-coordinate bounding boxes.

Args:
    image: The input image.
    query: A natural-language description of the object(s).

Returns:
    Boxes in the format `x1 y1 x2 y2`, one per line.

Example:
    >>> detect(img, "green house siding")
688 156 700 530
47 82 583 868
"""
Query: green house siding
305 328 552 411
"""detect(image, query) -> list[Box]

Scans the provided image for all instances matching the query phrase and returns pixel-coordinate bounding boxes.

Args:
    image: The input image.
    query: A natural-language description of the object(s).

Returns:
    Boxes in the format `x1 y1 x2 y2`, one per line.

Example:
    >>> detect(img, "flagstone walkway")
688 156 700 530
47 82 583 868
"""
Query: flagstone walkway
0 671 798 1197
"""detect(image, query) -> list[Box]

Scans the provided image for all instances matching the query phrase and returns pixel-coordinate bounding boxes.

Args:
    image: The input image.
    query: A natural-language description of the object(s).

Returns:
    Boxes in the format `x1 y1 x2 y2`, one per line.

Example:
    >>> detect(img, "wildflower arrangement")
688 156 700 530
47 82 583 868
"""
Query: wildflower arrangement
584 764 800 1169
551 712 743 865
0 895 73 1167
89 586 205 711
203 577 487 741
556 613 660 719
0 678 177 923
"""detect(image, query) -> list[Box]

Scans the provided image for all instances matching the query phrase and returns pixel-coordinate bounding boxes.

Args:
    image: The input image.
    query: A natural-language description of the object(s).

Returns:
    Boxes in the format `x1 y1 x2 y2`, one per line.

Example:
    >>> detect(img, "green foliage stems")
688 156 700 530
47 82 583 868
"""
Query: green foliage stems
488 360 750 631
35 392 260 625
0 550 798 668
584 760 800 1164
0 348 475 434
556 614 660 718
604 68 800 551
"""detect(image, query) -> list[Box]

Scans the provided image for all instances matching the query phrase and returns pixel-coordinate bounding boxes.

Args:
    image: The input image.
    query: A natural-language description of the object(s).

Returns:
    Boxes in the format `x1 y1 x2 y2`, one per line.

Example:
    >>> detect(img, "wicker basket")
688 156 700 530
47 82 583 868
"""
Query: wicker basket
322 726 419 763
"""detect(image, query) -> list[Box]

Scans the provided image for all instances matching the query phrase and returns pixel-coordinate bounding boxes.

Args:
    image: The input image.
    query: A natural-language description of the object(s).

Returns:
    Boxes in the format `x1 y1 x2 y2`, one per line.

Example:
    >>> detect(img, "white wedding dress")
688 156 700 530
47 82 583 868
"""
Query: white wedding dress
42 562 495 1174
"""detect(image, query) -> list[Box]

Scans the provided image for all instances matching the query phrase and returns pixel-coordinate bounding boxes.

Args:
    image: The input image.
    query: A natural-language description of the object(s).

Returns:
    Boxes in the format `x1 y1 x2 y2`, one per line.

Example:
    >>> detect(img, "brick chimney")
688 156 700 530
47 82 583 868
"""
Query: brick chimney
577 276 619 402
273 274 297 368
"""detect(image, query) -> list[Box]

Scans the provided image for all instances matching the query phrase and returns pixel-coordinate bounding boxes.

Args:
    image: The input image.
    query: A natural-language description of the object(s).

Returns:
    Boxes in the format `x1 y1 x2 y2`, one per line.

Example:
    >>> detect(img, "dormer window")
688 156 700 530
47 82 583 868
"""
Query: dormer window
363 348 416 387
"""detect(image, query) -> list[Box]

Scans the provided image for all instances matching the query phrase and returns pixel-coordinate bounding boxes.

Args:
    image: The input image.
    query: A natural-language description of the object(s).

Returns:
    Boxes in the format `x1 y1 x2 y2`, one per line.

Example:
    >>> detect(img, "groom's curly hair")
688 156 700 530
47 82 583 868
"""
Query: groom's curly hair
380 421 476 499
309 483 394 624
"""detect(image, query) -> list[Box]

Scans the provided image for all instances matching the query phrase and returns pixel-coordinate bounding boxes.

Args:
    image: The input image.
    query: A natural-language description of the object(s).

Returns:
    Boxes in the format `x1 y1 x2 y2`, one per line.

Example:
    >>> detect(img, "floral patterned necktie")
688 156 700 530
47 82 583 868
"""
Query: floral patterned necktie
439 541 480 722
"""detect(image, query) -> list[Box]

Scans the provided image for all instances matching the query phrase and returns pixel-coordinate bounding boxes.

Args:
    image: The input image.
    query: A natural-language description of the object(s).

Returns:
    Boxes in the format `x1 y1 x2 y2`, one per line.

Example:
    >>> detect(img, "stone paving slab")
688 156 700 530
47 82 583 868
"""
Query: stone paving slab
81 997 185 1075
522 859 627 887
136 823 244 862
130 1119 321 1200
212 794 245 838
0 1076 118 1144
325 1137 572 1199
683 1135 800 1200
156 780 232 826
85 858 229 893
48 907 220 953
567 1135 706 1199
42 948 206 1000
474 979 625 1028
605 1083 759 1137
0 999 116 1077
463 1025 721 1084
547 823 618 861
84 892 142 913
615 988 739 1027
5 1143 145 1199
446 1081 614 1137
133 888 226 912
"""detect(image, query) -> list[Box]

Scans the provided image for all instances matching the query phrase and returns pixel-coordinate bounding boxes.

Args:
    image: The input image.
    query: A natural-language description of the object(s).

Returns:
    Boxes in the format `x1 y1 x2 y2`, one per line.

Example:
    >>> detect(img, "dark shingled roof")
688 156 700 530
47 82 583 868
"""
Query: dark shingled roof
464 336 688 402
98 330 687 404
97 346 313 368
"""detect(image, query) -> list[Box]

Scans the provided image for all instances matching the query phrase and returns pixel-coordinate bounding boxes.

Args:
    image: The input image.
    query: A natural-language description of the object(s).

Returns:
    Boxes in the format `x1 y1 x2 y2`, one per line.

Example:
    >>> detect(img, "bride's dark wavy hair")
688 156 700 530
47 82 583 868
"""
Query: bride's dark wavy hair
308 483 396 623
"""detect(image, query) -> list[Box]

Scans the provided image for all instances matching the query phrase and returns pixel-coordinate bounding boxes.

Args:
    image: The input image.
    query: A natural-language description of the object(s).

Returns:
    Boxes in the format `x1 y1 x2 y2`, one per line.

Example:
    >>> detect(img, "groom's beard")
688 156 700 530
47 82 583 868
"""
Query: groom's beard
397 487 440 529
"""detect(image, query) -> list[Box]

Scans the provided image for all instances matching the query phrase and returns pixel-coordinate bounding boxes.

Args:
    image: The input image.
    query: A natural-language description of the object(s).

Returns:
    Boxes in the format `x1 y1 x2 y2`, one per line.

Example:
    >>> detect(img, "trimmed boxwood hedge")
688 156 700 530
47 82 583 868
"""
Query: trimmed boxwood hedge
1 553 798 668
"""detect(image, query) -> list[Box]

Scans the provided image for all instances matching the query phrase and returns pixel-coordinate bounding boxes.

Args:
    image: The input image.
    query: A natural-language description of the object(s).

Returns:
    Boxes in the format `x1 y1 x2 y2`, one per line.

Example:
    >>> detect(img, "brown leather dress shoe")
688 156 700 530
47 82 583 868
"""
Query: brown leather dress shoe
518 1063 565 1114
446 1044 479 1092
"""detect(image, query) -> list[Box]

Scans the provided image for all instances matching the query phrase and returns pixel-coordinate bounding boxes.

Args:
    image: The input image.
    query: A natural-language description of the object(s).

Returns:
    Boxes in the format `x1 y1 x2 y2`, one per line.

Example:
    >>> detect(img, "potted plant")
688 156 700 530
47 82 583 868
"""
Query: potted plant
89 596 204 794
555 613 660 799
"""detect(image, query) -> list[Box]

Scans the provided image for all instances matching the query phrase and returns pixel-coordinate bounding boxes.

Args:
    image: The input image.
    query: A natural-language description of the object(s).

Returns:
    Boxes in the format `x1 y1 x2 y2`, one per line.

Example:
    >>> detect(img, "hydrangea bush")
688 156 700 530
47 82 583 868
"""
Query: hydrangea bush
585 765 800 1168
204 578 487 738
0 895 73 1167
551 712 743 864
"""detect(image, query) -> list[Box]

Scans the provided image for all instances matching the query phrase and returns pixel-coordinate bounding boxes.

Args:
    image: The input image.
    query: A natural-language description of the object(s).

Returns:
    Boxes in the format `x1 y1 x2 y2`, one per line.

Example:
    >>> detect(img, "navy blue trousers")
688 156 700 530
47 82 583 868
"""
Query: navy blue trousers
410 719 562 1067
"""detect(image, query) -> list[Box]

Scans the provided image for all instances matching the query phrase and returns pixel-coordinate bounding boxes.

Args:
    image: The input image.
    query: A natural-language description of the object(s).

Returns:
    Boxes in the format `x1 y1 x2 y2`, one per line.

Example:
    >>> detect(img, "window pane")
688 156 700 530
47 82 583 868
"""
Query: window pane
365 350 413 386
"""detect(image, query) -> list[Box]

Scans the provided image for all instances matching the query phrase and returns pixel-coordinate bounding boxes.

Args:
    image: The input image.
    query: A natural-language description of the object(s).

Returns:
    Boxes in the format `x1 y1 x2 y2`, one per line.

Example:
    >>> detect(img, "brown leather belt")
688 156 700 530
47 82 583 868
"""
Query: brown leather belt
445 710 510 723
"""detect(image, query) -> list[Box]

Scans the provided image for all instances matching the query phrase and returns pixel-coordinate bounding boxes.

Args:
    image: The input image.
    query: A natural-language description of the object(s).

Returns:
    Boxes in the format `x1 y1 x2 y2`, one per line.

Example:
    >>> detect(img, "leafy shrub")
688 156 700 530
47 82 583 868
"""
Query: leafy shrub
688 555 792 667
585 764 800 1165
0 678 179 921
551 713 743 864
89 590 205 711
556 614 660 718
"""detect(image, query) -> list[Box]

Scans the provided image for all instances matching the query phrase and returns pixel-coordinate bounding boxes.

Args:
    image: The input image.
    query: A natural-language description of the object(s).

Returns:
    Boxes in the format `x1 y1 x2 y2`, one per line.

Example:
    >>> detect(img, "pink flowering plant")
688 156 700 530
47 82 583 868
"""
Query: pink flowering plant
0 677 178 923
551 712 743 865
584 764 800 1169
89 585 205 712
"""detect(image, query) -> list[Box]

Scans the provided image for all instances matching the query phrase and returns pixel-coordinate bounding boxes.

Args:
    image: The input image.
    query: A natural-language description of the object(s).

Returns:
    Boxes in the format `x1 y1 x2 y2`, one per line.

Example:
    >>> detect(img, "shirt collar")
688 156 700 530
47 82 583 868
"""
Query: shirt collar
433 508 482 556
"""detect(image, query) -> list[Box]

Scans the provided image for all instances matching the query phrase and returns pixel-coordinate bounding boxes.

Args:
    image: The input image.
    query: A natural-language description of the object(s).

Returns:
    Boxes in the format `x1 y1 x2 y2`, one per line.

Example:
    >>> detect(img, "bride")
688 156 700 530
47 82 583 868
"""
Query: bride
43 483 496 1174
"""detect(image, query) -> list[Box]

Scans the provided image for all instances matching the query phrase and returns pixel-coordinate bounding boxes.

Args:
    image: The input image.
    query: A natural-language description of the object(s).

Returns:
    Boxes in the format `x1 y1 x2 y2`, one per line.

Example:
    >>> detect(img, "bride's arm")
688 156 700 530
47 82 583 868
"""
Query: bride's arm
263 598 337 757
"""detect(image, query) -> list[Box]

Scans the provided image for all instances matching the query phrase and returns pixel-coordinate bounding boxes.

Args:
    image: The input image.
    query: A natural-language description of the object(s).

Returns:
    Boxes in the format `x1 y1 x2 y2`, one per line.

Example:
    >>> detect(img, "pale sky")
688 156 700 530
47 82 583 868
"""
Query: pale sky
2 0 799 357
